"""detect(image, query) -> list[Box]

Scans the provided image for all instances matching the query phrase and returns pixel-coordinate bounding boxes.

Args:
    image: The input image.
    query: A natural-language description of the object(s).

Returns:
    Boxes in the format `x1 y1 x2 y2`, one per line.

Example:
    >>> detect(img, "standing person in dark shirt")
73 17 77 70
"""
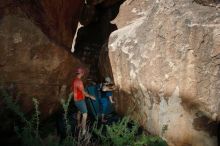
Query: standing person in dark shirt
100 77 116 123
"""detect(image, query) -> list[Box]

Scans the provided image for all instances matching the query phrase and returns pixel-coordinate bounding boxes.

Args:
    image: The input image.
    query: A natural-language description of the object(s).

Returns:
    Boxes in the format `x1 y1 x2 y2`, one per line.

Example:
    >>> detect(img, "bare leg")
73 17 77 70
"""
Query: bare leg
82 113 87 135
109 96 114 103
77 111 81 128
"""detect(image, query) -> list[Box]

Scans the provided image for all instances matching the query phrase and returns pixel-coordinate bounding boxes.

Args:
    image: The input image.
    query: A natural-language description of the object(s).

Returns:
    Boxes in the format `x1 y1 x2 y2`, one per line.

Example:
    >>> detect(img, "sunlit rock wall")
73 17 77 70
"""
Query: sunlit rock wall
109 0 220 146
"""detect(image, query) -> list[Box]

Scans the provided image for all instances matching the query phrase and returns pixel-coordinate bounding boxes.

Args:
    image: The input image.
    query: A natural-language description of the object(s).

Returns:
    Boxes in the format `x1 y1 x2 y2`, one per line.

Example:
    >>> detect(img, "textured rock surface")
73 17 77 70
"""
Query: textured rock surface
0 13 84 118
19 0 84 49
0 0 123 117
2 0 83 49
98 43 114 79
109 0 220 146
194 0 220 6
0 0 122 50
87 0 122 6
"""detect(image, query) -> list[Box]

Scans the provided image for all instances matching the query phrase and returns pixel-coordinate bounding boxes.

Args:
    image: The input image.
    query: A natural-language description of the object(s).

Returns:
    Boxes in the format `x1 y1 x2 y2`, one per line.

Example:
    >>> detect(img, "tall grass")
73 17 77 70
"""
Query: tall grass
1 89 42 146
61 93 72 137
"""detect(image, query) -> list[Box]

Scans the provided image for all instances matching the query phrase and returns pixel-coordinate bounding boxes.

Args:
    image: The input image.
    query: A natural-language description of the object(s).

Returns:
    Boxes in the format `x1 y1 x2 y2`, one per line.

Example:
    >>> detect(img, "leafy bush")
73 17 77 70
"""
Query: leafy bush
93 117 168 146
1 89 43 145
1 88 167 146
1 89 79 146
60 93 72 137
134 135 168 146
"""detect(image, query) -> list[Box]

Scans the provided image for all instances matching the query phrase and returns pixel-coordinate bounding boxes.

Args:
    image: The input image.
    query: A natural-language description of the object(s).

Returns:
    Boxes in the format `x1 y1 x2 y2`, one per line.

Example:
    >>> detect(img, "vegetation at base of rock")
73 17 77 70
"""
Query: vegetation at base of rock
1 89 167 146
61 94 72 137
93 117 167 146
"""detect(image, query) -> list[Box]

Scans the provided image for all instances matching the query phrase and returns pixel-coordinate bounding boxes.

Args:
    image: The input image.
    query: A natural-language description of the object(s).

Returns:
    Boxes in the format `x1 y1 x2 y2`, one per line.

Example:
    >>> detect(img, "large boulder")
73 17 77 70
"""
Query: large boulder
0 0 122 49
0 0 122 117
0 13 84 118
0 2 86 143
109 0 220 146
18 0 84 49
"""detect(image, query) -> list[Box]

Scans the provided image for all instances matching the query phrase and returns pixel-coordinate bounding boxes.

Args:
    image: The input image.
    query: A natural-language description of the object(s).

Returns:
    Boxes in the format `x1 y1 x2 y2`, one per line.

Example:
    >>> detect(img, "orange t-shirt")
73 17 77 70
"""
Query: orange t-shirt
72 78 85 101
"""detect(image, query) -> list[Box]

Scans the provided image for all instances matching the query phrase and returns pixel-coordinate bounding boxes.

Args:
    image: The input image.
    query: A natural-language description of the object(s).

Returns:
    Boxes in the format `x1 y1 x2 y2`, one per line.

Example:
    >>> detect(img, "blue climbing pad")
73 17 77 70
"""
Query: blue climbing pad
85 85 101 118
85 84 114 118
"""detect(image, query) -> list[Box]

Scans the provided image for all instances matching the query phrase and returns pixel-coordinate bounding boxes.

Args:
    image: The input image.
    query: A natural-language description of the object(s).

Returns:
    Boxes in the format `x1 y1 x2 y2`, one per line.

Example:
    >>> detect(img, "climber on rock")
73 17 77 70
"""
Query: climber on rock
71 67 96 135
100 76 116 123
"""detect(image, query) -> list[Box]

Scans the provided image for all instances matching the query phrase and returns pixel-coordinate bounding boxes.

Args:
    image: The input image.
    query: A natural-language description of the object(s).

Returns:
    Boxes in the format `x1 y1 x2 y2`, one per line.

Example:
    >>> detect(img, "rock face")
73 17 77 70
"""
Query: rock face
0 0 122 50
0 0 123 117
0 2 87 143
109 0 220 146
0 12 84 118
0 0 84 49
194 0 220 6
0 0 124 119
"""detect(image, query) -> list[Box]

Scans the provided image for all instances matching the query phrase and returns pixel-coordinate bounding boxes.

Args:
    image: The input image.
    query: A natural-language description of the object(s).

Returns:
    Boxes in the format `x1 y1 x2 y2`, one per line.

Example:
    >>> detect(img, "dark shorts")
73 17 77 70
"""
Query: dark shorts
74 100 88 113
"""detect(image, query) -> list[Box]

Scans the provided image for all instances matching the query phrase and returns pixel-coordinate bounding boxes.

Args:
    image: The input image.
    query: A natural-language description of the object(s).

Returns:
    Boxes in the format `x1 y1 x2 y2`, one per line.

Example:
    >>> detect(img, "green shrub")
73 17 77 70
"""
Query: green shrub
1 89 28 124
93 117 168 146
1 89 43 146
106 117 138 145
61 93 72 137
1 88 167 146
134 134 168 146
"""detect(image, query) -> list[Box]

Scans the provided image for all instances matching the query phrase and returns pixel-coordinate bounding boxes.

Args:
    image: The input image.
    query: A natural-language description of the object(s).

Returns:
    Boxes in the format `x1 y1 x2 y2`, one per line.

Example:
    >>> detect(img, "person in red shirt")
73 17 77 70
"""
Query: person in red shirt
71 67 95 135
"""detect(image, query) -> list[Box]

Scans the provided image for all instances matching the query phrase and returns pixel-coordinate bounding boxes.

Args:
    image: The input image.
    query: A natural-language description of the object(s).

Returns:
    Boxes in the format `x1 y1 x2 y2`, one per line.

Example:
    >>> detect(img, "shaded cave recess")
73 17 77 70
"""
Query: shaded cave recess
73 1 124 83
